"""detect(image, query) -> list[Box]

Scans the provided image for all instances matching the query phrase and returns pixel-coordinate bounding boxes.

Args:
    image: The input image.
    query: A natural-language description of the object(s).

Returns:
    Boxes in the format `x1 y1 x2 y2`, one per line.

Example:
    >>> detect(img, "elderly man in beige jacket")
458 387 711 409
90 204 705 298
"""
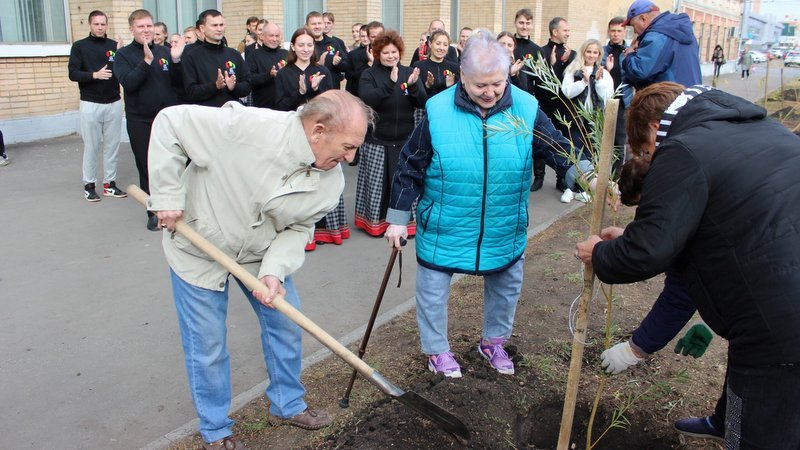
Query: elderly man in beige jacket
146 90 372 450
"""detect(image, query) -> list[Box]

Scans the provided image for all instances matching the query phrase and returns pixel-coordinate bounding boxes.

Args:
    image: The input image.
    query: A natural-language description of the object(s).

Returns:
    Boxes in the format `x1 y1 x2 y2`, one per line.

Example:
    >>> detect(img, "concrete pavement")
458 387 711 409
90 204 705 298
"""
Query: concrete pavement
1 64 796 449
0 130 577 449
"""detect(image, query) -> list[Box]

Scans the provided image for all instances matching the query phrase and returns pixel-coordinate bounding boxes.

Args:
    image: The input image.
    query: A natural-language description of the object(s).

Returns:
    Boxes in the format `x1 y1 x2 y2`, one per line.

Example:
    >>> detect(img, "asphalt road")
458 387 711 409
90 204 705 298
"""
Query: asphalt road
0 130 578 449
1 65 796 449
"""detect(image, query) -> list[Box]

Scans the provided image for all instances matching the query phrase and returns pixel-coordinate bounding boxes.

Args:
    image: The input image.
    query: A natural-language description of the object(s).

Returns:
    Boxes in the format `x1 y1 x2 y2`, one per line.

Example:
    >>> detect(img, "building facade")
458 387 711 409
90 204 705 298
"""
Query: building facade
0 0 740 143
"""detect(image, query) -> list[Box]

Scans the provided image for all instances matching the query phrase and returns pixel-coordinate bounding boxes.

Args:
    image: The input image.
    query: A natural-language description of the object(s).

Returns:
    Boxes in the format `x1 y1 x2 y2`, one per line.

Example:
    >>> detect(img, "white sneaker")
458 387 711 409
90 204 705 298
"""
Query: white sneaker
0 155 8 167
574 191 591 203
560 188 574 203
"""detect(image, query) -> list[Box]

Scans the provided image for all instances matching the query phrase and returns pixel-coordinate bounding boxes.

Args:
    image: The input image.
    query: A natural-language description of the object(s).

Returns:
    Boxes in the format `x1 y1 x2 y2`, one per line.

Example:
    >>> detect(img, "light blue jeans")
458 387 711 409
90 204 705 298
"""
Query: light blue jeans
415 257 524 355
170 269 307 443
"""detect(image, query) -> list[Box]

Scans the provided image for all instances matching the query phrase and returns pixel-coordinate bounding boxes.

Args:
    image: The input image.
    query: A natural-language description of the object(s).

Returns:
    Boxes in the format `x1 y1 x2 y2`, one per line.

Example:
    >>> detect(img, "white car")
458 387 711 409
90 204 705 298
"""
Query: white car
749 50 767 63
769 48 785 59
785 51 800 67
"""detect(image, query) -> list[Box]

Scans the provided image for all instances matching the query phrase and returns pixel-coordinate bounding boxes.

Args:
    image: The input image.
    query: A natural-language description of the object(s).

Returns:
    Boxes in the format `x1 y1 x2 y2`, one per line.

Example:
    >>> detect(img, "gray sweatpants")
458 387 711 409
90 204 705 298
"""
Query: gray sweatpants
80 100 122 185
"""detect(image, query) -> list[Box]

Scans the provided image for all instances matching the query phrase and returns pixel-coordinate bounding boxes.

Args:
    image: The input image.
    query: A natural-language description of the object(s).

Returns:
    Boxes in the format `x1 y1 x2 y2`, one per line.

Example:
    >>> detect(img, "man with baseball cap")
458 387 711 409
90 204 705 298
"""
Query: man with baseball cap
621 0 701 89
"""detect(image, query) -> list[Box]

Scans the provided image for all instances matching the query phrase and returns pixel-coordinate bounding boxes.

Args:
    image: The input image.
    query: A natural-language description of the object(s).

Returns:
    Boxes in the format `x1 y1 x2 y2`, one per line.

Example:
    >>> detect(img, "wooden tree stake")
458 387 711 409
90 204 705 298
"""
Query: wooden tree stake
556 98 619 450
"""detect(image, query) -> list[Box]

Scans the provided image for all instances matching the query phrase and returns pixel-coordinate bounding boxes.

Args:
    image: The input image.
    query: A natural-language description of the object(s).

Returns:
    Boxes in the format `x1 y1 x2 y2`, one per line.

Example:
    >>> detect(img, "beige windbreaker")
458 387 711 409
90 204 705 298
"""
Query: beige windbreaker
147 102 344 291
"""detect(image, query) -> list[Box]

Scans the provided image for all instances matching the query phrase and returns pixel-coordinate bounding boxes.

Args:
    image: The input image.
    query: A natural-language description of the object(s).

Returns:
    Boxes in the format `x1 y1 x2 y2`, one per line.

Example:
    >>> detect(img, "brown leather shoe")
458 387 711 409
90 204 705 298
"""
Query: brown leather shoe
203 435 246 450
273 407 331 430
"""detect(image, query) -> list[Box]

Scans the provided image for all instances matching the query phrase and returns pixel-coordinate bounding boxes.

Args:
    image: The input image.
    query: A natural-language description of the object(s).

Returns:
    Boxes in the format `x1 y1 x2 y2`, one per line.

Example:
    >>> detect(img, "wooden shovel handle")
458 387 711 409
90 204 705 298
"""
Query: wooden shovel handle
127 186 377 379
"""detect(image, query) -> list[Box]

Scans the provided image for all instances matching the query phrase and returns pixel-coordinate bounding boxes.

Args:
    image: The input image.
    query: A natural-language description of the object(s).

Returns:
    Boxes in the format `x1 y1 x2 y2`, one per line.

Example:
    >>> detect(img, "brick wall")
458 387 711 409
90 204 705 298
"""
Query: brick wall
402 0 450 65
325 0 381 48
458 0 504 34
0 57 79 120
221 0 263 44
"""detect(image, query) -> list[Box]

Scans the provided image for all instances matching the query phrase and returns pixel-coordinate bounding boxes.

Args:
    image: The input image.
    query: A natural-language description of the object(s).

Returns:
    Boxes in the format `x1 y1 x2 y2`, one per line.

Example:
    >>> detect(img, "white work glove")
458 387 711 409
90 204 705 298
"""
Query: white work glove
600 341 644 375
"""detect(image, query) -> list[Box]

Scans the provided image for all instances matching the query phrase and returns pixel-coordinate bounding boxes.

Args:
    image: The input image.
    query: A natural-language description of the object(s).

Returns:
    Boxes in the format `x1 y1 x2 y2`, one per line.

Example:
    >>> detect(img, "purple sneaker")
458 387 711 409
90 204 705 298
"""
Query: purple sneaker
479 338 515 374
427 352 462 378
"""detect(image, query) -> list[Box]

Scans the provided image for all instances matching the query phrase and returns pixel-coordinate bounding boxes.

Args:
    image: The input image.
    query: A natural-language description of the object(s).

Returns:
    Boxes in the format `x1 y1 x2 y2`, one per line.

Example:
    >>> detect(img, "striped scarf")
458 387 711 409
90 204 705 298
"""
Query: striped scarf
656 85 714 147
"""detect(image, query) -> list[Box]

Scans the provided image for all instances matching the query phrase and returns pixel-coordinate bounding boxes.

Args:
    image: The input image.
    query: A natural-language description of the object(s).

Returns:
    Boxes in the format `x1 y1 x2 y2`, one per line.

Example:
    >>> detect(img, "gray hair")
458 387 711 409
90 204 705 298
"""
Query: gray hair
459 28 510 78
299 90 375 130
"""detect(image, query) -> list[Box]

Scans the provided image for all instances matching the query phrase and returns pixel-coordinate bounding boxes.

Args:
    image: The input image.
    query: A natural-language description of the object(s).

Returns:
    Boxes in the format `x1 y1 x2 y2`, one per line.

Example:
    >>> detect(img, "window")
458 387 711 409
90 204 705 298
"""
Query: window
284 0 324 36
143 0 219 36
0 0 68 43
382 0 402 33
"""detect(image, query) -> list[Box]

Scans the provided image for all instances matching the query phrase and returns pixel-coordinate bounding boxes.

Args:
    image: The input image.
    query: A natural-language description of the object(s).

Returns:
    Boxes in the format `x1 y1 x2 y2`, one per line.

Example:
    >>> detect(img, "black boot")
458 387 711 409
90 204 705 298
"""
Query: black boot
531 158 546 191
556 176 566 192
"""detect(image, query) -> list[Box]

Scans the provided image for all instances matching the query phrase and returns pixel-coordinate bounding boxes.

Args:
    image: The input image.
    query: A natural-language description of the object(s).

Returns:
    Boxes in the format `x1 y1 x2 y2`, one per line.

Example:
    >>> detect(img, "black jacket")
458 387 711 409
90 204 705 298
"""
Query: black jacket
274 63 333 111
538 40 577 134
411 58 460 98
592 89 800 366
68 34 121 103
513 34 543 95
248 45 289 109
345 44 370 97
181 40 251 107
114 41 179 119
314 34 348 89
359 63 427 145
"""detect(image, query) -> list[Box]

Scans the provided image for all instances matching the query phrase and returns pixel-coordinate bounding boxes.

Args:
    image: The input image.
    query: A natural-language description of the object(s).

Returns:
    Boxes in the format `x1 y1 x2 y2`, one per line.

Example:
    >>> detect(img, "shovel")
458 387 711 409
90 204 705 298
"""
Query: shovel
339 237 406 409
128 186 470 441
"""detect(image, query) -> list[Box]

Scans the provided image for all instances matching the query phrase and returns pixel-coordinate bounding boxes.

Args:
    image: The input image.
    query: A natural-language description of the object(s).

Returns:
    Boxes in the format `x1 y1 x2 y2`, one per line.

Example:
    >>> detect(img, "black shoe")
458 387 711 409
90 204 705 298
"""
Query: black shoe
555 177 566 192
84 183 100 202
103 181 127 198
146 215 160 231
530 177 544 192
673 416 724 441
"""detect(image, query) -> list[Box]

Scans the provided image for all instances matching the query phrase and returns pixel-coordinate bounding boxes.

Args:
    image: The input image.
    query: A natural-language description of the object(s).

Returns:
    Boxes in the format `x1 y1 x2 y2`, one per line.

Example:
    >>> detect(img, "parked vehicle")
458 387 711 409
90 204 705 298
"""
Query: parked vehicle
785 51 800 67
749 50 767 63
769 48 785 59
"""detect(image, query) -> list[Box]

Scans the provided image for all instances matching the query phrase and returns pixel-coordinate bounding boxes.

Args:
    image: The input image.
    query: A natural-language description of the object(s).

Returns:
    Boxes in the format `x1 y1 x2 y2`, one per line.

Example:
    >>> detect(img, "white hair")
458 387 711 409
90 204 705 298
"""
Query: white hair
459 28 510 78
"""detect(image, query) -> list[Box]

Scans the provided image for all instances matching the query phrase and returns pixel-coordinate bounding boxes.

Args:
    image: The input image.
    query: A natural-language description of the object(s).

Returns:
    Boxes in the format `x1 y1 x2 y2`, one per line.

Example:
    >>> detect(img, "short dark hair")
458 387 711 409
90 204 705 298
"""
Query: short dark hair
549 17 566 36
359 24 368 33
154 22 167 34
322 12 335 22
246 16 259 25
515 8 533 21
460 27 473 33
608 16 626 27
371 30 405 61
366 21 384 33
198 9 223 26
88 10 107 22
306 11 323 23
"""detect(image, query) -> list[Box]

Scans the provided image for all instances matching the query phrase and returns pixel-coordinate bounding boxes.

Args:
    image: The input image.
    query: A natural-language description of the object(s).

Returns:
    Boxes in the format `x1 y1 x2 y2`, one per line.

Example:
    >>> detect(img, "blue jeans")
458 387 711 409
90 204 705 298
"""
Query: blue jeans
170 269 306 443
415 257 524 354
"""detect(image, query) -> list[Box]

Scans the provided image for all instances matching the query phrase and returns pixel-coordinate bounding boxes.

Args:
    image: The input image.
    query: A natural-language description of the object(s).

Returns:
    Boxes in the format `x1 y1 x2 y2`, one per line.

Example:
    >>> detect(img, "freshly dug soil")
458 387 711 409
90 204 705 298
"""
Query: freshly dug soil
169 205 728 450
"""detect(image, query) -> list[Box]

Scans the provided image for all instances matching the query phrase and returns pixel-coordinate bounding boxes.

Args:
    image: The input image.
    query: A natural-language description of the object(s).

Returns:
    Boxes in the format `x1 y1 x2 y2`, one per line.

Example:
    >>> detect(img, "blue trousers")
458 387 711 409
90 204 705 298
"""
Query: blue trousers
169 269 307 442
415 257 524 354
